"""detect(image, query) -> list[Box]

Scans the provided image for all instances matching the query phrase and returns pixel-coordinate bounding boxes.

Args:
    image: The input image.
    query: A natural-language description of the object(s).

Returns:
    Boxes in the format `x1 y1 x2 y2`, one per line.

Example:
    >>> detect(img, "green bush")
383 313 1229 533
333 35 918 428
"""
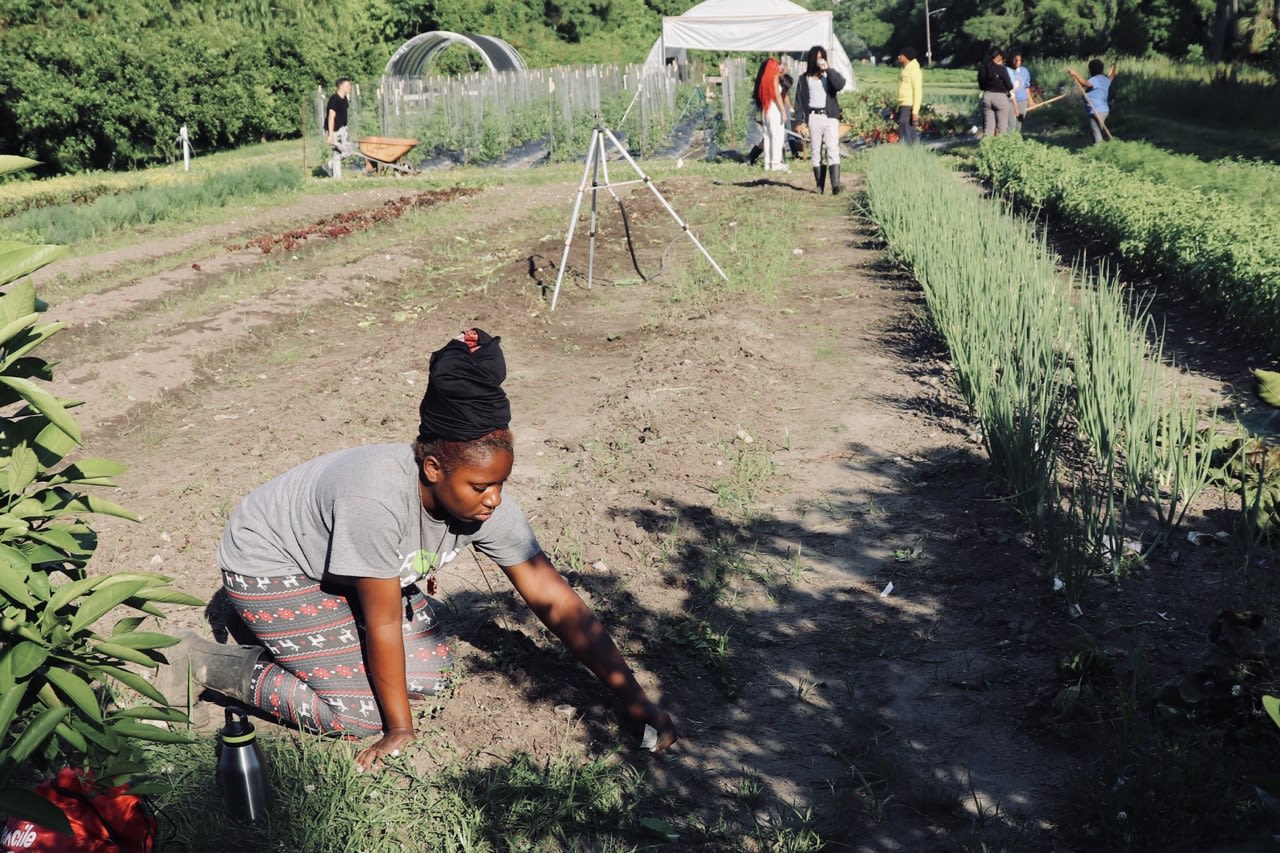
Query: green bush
0 1 388 173
0 155 202 831
145 735 663 852
975 135 1280 350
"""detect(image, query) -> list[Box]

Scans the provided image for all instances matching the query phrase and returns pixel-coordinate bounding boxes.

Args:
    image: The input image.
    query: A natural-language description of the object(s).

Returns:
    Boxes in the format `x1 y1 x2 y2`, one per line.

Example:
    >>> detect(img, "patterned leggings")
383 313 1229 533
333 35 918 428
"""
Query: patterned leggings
221 570 452 736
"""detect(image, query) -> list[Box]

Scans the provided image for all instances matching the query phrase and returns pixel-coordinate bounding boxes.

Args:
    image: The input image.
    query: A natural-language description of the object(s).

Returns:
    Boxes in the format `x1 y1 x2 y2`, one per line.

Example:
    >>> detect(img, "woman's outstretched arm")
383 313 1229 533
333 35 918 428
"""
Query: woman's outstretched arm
503 552 678 750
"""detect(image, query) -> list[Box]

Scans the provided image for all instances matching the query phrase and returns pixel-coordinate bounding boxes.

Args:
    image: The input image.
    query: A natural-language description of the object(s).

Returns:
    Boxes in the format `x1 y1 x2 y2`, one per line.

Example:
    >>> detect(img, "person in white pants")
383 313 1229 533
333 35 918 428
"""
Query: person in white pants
794 45 847 195
754 57 790 172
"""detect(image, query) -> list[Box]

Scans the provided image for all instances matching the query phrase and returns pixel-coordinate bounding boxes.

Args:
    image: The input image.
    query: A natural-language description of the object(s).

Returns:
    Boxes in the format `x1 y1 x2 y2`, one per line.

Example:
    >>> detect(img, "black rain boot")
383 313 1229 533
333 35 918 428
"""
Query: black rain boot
747 143 763 166
813 165 827 194
830 165 842 196
154 631 265 707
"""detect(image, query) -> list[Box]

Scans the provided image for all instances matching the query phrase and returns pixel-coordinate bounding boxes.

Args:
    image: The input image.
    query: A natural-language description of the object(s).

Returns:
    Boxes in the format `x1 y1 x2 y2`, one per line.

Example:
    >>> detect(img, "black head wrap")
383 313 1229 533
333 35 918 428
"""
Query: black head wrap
418 328 510 442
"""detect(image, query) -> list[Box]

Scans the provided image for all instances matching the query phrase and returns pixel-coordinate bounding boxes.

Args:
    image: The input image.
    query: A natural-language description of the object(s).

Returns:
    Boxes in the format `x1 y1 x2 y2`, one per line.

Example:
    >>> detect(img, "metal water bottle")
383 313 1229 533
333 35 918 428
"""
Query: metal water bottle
216 706 270 822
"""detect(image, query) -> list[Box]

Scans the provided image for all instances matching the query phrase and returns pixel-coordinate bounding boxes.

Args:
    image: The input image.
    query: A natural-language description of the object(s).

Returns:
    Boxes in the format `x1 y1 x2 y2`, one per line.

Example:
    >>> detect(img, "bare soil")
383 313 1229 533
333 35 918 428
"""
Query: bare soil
39 163 1263 851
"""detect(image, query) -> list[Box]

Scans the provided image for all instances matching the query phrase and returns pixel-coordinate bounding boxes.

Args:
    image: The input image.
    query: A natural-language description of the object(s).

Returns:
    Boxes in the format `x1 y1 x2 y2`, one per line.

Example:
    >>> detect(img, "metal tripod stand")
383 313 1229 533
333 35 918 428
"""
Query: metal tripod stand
550 119 728 310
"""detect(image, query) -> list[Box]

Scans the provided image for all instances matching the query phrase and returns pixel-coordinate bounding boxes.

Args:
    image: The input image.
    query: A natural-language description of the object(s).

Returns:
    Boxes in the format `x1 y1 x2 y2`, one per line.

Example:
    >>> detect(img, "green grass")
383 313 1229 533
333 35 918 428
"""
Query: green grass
1 161 306 244
655 183 801 308
714 444 776 515
145 733 664 852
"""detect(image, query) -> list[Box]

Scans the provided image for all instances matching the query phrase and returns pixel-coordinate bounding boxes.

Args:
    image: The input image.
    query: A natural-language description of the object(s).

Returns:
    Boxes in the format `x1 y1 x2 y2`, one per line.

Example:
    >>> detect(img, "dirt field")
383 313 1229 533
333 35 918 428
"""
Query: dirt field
32 162 1257 851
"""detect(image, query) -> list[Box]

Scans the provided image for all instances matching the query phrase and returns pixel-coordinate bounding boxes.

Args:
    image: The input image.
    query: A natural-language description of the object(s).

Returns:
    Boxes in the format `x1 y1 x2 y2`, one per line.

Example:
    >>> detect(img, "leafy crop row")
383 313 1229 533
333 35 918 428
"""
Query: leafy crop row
974 135 1280 350
1080 139 1280 210
863 144 1215 608
0 161 303 245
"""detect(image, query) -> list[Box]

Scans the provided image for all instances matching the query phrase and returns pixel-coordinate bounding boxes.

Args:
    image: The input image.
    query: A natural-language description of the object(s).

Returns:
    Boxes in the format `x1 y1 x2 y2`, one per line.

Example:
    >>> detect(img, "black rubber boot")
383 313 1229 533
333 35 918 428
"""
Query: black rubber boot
813 165 827 194
747 143 762 166
154 631 265 707
830 165 842 196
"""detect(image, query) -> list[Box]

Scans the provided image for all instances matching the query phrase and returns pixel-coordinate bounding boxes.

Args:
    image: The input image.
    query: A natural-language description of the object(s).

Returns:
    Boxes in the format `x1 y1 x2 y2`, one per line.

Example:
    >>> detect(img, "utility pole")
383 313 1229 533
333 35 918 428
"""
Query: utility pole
925 0 933 67
924 1 946 67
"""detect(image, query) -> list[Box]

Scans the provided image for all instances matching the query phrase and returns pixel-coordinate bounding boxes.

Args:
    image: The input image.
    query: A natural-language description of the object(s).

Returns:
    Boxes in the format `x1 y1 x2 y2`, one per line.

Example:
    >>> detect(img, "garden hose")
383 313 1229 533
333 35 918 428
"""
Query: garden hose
614 195 648 282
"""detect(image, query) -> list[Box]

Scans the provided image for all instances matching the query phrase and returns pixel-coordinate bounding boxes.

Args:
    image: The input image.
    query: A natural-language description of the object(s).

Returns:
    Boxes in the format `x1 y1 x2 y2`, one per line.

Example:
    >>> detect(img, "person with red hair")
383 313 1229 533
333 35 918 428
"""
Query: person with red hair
753 57 790 173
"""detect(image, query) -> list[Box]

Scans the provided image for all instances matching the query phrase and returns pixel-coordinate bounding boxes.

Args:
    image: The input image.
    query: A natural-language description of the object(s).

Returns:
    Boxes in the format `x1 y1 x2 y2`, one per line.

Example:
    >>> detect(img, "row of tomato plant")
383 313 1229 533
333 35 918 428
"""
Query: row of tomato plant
1080 139 1280 209
974 135 1280 350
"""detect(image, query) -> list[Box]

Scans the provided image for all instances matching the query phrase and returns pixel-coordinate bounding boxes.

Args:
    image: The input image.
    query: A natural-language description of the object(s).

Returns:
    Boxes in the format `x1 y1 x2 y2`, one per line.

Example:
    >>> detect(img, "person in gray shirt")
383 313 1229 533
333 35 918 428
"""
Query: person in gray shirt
158 329 678 771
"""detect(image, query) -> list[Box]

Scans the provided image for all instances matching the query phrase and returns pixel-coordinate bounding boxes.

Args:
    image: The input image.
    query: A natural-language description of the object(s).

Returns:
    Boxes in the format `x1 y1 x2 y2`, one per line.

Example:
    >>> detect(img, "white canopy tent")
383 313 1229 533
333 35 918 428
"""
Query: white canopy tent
642 0 856 92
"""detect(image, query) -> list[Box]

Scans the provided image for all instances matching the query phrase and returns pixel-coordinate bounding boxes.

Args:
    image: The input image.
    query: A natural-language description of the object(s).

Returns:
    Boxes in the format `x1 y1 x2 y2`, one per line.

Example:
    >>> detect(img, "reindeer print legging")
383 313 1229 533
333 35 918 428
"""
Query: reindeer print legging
221 570 452 736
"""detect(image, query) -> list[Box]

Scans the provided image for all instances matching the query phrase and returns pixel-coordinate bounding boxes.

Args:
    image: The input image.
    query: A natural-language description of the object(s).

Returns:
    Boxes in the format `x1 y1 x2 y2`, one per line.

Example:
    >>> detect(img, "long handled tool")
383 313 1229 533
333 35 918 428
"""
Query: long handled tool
1024 92 1069 112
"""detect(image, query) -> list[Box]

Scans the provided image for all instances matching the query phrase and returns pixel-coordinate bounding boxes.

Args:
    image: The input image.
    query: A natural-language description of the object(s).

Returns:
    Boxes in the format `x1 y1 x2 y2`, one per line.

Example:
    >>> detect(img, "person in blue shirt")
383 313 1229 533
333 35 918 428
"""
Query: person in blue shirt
1009 52 1031 132
1067 58 1118 144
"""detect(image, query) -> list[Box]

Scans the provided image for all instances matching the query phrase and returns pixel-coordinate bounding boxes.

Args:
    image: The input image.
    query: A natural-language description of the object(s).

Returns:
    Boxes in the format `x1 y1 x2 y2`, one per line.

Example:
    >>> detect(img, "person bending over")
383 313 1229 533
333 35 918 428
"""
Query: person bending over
157 329 678 771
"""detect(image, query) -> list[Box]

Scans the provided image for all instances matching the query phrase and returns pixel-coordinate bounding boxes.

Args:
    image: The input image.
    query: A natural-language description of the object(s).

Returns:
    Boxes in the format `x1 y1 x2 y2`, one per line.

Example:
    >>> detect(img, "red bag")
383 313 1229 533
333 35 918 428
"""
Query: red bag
1 768 156 853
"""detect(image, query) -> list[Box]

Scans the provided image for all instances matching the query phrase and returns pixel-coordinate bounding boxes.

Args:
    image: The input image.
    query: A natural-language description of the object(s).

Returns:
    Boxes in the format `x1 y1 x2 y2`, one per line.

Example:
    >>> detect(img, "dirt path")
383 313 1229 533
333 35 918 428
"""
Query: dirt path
56 166 1083 850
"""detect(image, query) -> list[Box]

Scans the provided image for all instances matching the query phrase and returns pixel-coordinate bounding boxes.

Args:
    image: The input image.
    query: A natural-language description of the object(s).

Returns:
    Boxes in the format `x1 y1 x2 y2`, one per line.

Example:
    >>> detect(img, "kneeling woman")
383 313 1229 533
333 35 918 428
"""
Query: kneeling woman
159 329 677 770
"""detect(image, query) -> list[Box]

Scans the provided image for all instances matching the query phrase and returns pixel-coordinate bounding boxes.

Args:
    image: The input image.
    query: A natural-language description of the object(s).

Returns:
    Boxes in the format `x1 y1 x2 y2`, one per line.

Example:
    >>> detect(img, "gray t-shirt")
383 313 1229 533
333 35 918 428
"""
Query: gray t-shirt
217 444 541 583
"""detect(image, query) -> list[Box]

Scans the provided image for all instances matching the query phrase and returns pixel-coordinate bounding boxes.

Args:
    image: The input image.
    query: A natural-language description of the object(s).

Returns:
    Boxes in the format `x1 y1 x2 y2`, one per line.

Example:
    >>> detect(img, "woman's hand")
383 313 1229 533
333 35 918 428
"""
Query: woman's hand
355 727 415 773
503 554 678 753
623 701 679 752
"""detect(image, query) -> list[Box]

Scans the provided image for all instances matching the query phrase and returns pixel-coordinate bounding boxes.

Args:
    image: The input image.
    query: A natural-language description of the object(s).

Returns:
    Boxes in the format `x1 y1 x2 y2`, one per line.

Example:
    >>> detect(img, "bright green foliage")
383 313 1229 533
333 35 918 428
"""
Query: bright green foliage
1 161 304 245
975 134 1280 352
380 0 677 65
834 0 1254 65
0 156 203 831
863 144 1215 607
1255 369 1280 408
0 0 389 173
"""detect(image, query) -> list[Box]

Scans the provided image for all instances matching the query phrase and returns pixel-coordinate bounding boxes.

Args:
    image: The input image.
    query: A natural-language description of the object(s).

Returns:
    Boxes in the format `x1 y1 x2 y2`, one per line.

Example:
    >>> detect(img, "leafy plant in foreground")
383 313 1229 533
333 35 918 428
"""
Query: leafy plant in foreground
0 154 202 832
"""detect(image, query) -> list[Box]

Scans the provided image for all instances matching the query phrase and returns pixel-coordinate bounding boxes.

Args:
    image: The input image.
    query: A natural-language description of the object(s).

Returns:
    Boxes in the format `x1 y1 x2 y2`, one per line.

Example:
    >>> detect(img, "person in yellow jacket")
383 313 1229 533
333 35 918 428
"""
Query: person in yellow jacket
896 47 923 144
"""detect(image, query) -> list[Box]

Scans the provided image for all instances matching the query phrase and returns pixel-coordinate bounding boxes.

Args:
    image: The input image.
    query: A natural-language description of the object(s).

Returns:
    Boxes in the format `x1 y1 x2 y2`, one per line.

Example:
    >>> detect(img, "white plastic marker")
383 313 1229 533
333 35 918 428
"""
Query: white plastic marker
641 724 658 751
